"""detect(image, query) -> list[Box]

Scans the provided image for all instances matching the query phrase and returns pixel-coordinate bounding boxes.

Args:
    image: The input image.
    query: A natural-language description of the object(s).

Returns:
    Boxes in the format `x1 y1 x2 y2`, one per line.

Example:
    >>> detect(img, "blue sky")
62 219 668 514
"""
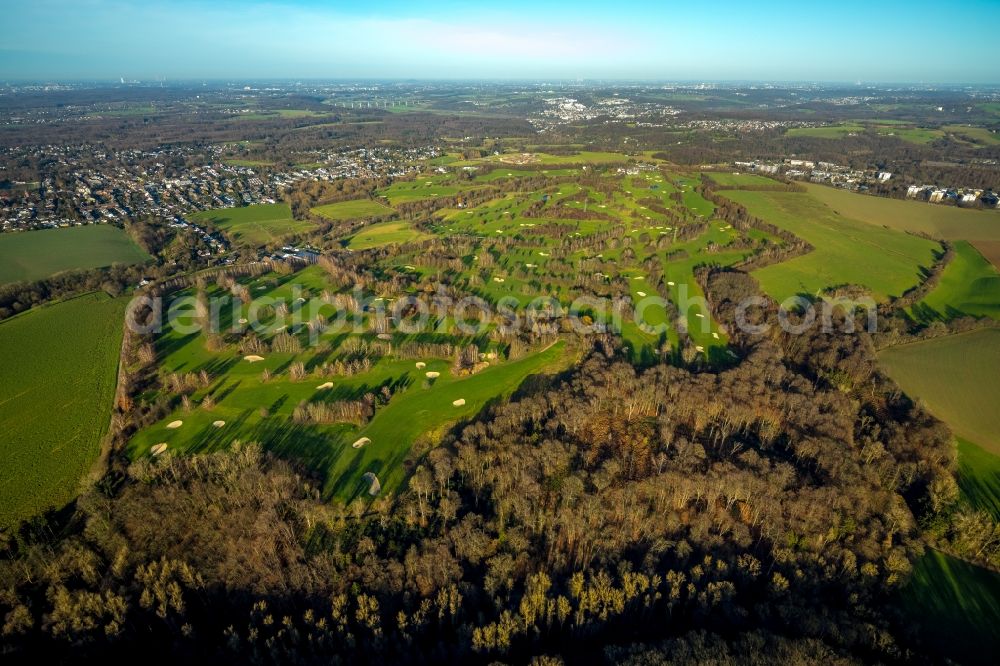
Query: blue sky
1 0 997 82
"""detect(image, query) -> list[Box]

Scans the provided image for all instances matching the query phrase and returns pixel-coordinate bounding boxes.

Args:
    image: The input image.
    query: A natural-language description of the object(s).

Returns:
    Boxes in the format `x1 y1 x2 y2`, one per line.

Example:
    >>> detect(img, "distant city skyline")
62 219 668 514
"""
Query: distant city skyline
2 0 998 83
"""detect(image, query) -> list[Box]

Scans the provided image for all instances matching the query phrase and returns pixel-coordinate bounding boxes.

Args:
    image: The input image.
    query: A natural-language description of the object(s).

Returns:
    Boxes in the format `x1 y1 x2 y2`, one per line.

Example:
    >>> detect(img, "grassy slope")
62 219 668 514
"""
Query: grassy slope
378 180 467 205
191 203 314 245
972 239 1000 271
311 199 395 221
329 341 569 500
0 225 150 284
804 183 1000 241
913 241 1000 321
943 124 1000 146
898 549 1000 666
723 189 938 303
346 221 431 250
878 329 1000 455
900 440 1000 665
0 293 126 528
703 172 781 188
957 437 1000 521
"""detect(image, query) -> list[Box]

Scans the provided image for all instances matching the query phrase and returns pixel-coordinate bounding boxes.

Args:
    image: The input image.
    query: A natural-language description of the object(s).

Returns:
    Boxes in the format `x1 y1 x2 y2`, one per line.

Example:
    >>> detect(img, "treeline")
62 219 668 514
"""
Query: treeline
0 263 148 320
698 181 814 271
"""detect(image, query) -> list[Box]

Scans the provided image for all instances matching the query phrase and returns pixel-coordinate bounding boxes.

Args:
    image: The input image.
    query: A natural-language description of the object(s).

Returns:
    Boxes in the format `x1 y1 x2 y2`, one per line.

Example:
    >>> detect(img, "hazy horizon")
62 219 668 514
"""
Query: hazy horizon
2 0 998 84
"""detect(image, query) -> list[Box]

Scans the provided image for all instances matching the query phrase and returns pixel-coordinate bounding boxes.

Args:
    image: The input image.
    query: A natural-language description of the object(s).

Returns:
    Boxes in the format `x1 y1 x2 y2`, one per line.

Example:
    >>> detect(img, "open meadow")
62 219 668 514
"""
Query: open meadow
879 329 1000 455
722 188 938 303
703 172 784 188
311 198 395 221
956 438 1000 520
804 183 1000 241
377 177 468 205
191 203 315 246
0 293 126 528
345 221 430 249
912 241 1000 321
0 225 150 284
898 549 1000 665
972 239 1000 270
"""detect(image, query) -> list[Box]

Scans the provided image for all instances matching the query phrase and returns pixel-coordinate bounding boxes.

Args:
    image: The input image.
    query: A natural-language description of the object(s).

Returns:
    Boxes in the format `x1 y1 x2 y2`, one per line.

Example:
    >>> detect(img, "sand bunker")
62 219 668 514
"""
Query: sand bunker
415 362 426 369
212 420 226 428
316 382 334 390
636 291 647 297
166 420 183 429
352 437 371 449
695 313 705 318
377 333 392 340
151 443 168 456
493 277 505 283
667 281 675 286
363 472 382 496
452 398 466 407
712 332 720 339
695 346 705 353
243 355 265 363
238 318 248 324
425 371 440 379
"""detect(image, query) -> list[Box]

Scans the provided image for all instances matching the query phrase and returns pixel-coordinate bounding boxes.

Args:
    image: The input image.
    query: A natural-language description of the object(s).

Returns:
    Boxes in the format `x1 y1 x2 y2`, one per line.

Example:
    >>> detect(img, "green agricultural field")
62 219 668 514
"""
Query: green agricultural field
912 241 1000 321
346 221 431 249
876 126 945 144
0 225 150 284
898 549 1000 665
978 103 1000 118
312 199 395 221
957 438 1000 520
943 124 1000 146
704 172 781 188
724 189 938 303
879 329 1000 454
0 293 126 528
804 183 1000 241
973 239 1000 271
191 203 315 246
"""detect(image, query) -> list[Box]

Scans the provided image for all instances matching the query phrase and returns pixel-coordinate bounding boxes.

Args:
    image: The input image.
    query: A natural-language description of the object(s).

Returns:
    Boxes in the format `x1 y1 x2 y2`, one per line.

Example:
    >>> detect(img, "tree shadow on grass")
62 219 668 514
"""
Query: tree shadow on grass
194 355 239 377
209 379 242 403
911 301 943 324
155 331 200 369
184 410 349 482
